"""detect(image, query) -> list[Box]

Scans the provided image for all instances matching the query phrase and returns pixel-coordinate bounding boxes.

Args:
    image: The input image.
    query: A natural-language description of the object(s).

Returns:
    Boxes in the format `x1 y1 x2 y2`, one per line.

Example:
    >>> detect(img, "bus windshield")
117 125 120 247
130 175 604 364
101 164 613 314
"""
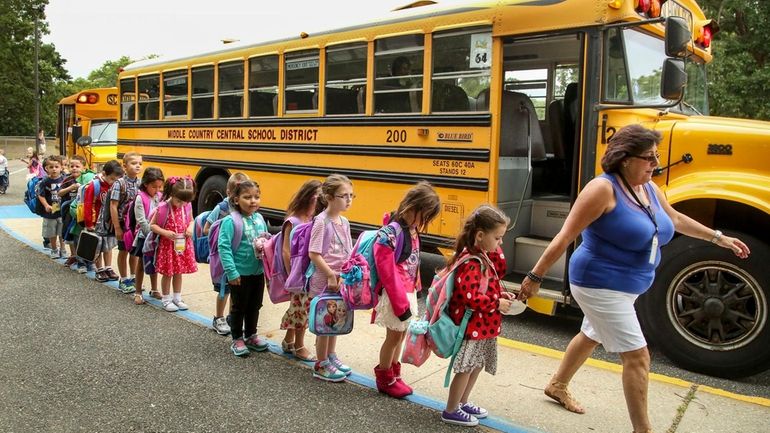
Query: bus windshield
89 120 117 145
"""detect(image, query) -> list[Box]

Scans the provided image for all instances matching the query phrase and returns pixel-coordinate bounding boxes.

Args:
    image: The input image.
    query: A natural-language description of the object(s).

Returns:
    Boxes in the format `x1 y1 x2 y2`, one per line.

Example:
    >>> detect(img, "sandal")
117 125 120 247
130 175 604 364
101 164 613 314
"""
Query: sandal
281 340 295 355
545 380 585 414
133 294 145 305
293 346 317 362
150 290 162 300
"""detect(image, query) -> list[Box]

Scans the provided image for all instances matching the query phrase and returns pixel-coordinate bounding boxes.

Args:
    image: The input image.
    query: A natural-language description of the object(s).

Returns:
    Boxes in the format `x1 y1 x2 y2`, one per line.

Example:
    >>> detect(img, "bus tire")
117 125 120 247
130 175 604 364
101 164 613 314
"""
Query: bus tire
637 231 770 378
197 175 228 215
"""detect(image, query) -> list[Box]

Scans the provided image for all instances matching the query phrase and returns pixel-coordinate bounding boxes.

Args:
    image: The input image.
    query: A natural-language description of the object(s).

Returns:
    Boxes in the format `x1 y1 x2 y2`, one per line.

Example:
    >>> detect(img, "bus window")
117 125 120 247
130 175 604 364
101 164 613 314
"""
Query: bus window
163 70 188 118
218 61 244 118
249 55 278 117
432 28 491 112
120 78 136 121
325 43 367 115
374 35 424 114
137 74 160 121
192 66 214 119
285 50 320 113
604 27 630 102
504 69 548 119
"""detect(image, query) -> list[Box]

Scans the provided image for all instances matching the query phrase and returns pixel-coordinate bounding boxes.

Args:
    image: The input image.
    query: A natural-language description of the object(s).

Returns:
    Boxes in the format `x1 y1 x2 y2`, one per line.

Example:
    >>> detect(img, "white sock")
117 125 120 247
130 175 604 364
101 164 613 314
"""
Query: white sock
173 292 182 302
162 295 172 303
97 267 105 272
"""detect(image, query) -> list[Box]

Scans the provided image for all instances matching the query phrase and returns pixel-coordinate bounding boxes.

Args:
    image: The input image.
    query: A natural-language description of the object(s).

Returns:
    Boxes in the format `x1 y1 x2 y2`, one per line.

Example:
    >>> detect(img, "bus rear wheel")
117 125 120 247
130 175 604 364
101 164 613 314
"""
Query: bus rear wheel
197 175 228 215
637 231 770 378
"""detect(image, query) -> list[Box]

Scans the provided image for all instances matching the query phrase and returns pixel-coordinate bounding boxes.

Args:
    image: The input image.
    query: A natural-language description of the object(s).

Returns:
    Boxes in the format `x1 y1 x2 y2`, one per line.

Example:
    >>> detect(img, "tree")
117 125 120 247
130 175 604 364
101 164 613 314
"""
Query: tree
0 0 69 136
86 56 135 88
699 0 770 120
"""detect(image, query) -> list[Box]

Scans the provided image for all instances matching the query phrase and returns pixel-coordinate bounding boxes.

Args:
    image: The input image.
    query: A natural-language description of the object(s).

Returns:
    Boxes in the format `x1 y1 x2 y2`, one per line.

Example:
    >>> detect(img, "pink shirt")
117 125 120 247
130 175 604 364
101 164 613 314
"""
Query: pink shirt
307 210 352 296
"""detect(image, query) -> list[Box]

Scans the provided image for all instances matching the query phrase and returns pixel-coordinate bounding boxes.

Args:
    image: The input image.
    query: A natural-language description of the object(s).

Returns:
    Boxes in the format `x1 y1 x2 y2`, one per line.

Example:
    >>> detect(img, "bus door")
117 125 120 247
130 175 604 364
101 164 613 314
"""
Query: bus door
57 103 75 157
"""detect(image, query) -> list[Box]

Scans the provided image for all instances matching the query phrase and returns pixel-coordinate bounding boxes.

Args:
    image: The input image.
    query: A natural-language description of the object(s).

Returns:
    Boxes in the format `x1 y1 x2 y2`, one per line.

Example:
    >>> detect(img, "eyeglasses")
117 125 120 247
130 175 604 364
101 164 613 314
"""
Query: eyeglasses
334 194 356 200
630 152 660 163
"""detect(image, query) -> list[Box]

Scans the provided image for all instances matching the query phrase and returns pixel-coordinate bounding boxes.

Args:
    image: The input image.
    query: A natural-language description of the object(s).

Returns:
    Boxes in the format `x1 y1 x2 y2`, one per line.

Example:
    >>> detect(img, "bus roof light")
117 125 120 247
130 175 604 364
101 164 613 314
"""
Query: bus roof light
608 0 623 9
636 0 650 13
649 0 661 17
78 93 99 104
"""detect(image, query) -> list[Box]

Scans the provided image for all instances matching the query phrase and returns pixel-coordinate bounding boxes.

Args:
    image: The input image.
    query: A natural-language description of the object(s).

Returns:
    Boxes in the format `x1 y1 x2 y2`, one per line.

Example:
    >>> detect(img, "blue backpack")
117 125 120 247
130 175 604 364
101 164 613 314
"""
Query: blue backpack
24 176 44 215
192 200 229 263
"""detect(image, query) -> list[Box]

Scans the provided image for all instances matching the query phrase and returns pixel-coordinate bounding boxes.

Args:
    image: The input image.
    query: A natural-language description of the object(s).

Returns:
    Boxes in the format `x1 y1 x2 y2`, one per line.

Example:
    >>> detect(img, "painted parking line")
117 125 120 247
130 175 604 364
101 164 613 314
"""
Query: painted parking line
0 210 540 433
496 337 770 407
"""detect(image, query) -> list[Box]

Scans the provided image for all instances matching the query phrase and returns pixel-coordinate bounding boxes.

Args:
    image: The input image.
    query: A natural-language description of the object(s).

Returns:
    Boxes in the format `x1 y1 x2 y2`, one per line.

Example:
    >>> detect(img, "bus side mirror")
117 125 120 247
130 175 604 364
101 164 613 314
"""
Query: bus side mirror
76 135 92 147
661 58 686 100
665 17 690 58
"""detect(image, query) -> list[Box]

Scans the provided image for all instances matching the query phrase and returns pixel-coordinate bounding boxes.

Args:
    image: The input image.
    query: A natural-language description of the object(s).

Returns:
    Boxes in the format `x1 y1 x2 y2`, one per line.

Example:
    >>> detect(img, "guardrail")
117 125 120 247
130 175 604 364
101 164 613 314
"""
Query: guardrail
0 136 58 159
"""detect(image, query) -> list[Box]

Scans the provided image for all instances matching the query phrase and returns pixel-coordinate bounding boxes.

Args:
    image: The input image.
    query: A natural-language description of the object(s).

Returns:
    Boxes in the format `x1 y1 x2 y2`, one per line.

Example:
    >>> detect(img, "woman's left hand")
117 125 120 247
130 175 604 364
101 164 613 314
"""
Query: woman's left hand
718 235 751 259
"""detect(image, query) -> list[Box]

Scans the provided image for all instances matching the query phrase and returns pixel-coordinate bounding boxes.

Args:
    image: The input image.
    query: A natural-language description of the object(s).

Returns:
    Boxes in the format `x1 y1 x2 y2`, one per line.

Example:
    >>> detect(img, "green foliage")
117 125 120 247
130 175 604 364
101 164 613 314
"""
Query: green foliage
699 0 770 120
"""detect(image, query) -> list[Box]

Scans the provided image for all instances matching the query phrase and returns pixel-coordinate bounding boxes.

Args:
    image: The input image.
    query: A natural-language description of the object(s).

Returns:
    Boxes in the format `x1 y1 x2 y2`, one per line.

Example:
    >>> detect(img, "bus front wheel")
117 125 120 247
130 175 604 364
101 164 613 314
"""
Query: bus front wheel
197 175 228 215
637 231 770 378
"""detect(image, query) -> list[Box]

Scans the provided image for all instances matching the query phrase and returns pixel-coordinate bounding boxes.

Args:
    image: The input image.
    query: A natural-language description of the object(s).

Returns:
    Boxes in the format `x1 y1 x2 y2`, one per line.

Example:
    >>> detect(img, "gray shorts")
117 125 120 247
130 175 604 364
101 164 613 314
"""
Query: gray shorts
42 218 63 239
98 235 117 252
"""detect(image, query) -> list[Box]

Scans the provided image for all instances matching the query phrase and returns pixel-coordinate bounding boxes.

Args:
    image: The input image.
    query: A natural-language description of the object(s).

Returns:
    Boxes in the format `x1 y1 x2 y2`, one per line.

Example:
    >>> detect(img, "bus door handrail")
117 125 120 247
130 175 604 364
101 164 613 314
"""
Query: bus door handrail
508 101 532 233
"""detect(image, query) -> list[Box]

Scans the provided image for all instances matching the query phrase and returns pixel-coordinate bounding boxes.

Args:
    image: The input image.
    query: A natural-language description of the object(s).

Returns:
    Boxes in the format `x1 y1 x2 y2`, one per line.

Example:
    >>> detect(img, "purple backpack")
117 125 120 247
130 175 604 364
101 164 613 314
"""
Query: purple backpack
208 211 244 296
284 215 344 293
266 216 301 303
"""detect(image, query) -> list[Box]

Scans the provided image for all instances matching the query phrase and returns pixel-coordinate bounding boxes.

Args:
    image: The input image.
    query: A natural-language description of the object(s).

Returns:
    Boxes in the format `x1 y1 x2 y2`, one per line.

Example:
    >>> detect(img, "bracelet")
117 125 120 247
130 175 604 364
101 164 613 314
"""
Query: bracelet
526 271 543 283
710 229 723 244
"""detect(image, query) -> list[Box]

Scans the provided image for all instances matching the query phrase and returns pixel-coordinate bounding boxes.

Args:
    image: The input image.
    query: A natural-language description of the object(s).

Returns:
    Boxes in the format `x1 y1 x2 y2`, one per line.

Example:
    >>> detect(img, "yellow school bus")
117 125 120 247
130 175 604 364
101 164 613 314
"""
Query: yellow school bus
57 87 119 170
118 0 770 378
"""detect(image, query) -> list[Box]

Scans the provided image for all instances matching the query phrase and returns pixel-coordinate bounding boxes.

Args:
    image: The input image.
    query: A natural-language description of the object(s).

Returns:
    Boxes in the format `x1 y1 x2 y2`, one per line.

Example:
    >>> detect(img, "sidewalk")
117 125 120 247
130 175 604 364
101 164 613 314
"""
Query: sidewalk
1 204 768 433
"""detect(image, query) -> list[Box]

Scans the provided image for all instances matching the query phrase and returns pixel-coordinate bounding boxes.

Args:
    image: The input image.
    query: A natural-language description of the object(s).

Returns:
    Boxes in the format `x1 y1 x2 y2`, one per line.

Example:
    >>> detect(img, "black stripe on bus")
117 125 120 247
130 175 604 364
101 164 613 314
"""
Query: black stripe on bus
119 140 490 162
258 207 454 249
118 113 491 128
138 154 489 191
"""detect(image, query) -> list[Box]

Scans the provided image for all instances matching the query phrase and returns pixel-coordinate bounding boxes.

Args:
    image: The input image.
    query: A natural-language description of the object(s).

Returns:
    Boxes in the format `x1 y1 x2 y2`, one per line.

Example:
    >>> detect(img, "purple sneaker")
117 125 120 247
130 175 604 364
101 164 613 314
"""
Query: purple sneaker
244 334 268 352
441 408 478 426
231 339 249 357
460 402 488 419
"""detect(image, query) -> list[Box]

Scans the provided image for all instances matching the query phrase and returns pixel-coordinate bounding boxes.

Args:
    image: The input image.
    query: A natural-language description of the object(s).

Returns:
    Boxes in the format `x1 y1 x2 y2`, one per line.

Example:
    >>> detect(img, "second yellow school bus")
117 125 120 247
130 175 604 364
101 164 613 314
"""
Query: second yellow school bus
56 87 119 170
118 0 770 378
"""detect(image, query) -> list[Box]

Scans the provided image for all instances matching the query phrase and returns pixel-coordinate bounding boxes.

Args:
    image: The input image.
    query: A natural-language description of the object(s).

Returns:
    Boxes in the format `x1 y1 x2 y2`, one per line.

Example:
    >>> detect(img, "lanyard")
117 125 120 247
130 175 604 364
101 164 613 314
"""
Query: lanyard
618 174 659 264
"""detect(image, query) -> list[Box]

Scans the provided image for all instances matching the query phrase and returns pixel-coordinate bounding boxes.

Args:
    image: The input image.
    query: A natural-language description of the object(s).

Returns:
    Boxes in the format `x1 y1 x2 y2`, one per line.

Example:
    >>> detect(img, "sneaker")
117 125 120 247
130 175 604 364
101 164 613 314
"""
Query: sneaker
76 263 87 274
162 300 179 312
231 339 249 357
119 279 136 294
95 270 109 282
460 402 488 419
105 268 120 281
49 249 60 259
86 263 96 273
313 360 346 382
328 353 352 376
212 317 231 335
172 299 189 310
244 334 268 352
63 256 77 267
441 408 479 427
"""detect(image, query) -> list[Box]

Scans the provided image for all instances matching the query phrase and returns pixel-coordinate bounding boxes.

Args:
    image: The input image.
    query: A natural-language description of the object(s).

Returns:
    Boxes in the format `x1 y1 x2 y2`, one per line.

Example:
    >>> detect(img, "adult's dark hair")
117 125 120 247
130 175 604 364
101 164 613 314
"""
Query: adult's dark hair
601 124 662 173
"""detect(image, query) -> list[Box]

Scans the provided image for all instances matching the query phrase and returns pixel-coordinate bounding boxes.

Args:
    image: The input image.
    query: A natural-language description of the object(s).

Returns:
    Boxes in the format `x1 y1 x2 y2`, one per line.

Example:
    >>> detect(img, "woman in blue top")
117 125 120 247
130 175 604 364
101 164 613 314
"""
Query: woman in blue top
519 125 750 433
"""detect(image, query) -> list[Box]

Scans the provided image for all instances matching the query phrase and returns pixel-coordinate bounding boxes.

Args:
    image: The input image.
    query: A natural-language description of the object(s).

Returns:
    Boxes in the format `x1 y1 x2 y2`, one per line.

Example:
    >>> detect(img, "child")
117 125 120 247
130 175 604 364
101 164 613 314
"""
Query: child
373 181 441 398
217 179 269 356
308 174 354 382
58 155 93 270
61 157 71 177
149 176 197 312
0 149 8 194
110 152 143 294
84 160 124 282
204 172 249 335
37 156 66 258
441 205 514 426
279 179 322 361
22 147 43 181
130 167 164 305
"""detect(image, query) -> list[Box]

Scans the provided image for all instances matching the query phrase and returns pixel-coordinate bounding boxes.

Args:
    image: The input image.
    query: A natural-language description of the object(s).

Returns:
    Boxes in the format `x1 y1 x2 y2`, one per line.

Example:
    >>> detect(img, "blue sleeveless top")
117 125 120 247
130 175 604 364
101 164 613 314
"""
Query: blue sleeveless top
568 174 675 294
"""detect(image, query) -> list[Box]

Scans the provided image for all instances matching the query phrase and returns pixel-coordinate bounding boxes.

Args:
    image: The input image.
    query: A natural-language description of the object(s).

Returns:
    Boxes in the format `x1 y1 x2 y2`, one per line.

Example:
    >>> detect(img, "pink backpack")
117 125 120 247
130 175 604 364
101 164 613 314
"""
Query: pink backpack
264 216 300 303
283 215 341 293
122 190 152 250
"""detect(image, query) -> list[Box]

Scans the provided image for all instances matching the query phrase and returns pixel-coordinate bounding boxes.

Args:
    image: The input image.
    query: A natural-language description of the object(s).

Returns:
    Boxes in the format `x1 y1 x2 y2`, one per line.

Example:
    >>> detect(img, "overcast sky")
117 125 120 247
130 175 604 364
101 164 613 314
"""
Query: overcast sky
44 0 414 79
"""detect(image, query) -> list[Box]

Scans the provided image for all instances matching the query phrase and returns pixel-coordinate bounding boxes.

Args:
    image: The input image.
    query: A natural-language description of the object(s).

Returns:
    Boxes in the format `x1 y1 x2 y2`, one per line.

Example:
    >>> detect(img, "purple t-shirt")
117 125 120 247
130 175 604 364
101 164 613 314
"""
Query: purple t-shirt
307 210 352 296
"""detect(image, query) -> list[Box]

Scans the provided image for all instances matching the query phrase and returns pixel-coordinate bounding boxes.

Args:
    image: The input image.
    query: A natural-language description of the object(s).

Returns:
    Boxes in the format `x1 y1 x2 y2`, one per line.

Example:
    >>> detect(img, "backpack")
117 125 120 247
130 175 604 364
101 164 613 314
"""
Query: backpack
339 222 405 310
263 216 301 303
24 176 44 215
74 179 101 227
122 191 152 251
142 200 193 269
308 292 354 336
192 200 229 264
283 215 343 293
207 211 245 298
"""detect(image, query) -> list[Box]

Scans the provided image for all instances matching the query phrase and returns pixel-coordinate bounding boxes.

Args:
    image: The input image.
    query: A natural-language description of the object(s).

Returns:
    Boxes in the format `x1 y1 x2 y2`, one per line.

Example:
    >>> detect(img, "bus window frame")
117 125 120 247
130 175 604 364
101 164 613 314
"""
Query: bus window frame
431 26 493 113
120 77 137 122
248 53 279 118
325 42 368 116
217 59 246 119
136 73 161 121
191 64 215 120
373 32 425 115
162 68 190 120
284 48 321 115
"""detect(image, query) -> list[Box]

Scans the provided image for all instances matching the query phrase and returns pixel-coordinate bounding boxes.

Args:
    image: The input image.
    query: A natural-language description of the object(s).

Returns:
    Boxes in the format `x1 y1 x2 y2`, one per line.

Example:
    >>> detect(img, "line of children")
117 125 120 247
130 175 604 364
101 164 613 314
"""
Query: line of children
110 152 142 294
216 179 270 356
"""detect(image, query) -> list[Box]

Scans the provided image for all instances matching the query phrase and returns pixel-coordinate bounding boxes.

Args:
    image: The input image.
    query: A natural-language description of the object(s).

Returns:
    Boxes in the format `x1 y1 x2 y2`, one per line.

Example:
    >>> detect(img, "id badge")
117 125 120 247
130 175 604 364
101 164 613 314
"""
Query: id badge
649 234 659 264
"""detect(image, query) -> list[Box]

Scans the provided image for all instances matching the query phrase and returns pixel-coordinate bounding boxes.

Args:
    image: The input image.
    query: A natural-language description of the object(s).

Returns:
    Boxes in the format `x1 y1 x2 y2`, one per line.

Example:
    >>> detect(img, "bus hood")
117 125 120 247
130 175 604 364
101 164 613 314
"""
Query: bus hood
88 144 118 164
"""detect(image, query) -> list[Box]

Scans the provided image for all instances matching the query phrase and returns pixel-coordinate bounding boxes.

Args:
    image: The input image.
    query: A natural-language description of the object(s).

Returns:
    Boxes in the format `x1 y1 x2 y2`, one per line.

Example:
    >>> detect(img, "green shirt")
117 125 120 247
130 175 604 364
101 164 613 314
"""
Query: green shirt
217 211 267 281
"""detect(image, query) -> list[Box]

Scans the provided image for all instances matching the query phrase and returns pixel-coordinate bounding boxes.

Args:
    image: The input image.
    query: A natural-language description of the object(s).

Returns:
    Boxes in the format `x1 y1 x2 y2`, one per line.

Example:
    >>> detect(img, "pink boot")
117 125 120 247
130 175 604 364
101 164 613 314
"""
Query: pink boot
374 365 411 398
391 361 413 395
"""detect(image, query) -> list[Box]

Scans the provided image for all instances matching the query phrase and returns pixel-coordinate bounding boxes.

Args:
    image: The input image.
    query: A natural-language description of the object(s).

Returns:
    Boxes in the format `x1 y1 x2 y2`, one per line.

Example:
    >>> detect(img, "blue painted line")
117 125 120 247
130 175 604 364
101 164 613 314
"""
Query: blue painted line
0 204 39 219
0 216 543 433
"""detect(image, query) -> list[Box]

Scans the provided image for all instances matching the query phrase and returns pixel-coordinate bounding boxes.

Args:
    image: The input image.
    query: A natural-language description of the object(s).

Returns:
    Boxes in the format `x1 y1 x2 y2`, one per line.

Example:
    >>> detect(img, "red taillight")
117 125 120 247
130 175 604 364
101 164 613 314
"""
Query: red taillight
702 26 712 48
636 0 651 13
649 0 661 17
77 93 99 104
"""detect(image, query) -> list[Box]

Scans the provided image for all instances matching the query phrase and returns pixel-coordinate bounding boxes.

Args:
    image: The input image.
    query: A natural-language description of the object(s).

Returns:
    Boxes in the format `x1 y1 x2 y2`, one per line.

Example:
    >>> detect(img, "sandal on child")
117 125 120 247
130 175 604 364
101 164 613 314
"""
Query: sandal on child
293 346 317 362
133 294 145 305
545 380 585 414
150 290 162 300
281 340 295 355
